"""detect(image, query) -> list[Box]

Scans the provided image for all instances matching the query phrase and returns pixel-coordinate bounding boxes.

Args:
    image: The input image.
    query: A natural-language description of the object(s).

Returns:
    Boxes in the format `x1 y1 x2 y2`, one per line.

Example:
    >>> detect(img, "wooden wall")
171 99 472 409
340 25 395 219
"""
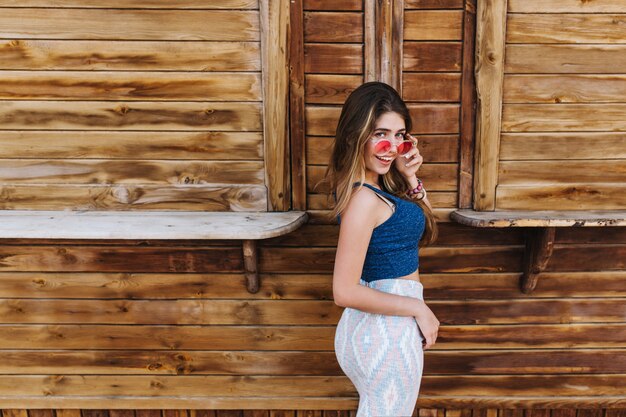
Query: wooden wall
497 0 626 210
0 0 625 414
0 1 266 211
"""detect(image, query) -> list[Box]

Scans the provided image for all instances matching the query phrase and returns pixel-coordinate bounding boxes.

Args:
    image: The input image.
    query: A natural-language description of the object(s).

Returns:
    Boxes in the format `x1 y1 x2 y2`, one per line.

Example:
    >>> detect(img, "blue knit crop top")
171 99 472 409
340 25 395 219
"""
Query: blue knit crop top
339 183 426 282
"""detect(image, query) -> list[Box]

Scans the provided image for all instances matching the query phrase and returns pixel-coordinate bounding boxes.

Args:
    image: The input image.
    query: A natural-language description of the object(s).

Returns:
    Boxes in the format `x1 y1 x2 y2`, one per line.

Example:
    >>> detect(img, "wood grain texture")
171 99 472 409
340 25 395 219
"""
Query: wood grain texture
0 325 336 350
0 72 261 101
459 0 477 209
502 104 626 132
304 43 363 74
305 74 362 104
507 14 626 44
290 0 307 211
0 9 259 41
307 191 458 210
0 101 262 131
0 272 334 300
403 73 462 102
405 0 464 8
261 0 291 210
451 209 626 227
1 349 624 375
508 0 626 13
0 131 264 160
403 42 462 71
404 10 464 40
304 0 362 11
503 75 626 104
498 160 626 185
0 0 258 7
0 160 265 185
505 44 626 74
304 12 363 43
0 299 342 325
473 0 507 211
496 184 626 210
0 40 261 71
0 184 267 211
500 133 626 160
0 211 307 240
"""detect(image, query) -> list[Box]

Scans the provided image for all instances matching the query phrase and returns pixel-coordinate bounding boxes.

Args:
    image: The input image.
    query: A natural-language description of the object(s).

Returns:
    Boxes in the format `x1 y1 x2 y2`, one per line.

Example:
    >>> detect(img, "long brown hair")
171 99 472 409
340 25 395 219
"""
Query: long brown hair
320 81 438 245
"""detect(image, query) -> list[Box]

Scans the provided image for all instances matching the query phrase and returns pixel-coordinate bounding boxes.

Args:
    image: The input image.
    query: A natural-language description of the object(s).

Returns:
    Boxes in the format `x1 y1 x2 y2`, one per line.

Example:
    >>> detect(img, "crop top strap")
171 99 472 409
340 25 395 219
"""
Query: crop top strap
357 183 396 211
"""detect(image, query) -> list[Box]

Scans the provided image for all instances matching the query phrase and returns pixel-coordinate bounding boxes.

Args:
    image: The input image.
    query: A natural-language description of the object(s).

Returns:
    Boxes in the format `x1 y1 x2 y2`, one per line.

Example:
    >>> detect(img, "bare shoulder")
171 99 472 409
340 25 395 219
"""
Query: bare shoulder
340 186 383 230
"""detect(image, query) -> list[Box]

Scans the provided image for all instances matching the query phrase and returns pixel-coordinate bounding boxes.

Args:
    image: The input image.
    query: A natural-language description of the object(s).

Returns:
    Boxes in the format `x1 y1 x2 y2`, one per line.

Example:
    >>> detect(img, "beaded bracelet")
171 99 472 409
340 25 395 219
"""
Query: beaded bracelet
407 178 427 200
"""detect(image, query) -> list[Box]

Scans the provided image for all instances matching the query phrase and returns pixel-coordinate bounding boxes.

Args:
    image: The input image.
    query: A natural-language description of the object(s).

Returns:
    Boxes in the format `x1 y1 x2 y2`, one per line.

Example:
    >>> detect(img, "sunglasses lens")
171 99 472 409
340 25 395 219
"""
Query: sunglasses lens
397 141 412 155
374 140 391 154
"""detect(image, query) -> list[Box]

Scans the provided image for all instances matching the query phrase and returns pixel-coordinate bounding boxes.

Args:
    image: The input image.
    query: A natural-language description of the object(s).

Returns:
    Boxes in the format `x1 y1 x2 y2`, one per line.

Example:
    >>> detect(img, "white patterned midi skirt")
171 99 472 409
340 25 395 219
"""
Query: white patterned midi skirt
334 278 425 417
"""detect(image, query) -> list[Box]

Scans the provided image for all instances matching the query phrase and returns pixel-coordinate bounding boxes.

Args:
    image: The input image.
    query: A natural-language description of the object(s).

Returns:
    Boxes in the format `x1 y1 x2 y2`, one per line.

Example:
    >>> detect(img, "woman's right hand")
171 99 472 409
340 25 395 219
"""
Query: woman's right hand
414 301 439 350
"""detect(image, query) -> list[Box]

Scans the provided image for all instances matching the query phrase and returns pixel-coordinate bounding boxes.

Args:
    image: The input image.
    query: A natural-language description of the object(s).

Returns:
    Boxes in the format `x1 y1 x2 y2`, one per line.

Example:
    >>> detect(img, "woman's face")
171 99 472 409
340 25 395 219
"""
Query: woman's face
363 111 406 183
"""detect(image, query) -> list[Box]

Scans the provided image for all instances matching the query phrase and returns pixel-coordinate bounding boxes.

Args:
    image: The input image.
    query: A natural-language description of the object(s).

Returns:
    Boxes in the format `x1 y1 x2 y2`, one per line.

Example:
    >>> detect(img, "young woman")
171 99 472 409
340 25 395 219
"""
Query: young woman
324 82 439 416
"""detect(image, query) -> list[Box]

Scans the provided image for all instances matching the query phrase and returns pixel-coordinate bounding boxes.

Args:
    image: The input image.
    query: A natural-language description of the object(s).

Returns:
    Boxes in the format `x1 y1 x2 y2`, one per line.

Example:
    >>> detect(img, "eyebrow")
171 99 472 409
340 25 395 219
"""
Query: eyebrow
373 128 406 132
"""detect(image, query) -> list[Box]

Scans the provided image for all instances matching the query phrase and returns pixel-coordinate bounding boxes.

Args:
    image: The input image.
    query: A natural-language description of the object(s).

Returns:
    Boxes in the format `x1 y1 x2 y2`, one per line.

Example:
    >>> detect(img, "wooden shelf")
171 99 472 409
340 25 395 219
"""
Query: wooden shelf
0 210 308 293
451 209 626 293
451 209 626 228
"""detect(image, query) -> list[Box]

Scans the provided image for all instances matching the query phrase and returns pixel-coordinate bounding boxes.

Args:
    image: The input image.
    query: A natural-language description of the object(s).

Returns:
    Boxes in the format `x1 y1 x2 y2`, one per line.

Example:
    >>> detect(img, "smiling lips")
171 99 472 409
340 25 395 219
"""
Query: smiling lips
375 154 395 164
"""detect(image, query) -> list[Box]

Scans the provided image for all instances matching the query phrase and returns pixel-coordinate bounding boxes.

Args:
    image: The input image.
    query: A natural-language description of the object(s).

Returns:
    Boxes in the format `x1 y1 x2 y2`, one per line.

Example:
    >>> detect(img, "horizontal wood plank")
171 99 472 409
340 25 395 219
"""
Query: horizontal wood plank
0 375 624 397
403 73 462 102
507 14 626 44
1 323 624 350
404 10 463 40
0 9 259 41
0 40 261 71
0 72 261 101
304 0 362 11
500 133 626 160
502 104 626 132
498 160 626 185
304 75 362 104
0 184 267 211
0 101 262 131
405 0 464 9
0 0 257 7
452 210 626 228
0 131 264 160
503 75 626 104
1 349 623 375
505 44 626 74
306 134 459 164
0 350 341 375
0 325 337 350
304 12 363 43
304 44 363 74
0 160 264 185
0 375 355 397
496 184 626 210
508 0 626 13
403 42 462 72
0 299 342 325
0 211 307 240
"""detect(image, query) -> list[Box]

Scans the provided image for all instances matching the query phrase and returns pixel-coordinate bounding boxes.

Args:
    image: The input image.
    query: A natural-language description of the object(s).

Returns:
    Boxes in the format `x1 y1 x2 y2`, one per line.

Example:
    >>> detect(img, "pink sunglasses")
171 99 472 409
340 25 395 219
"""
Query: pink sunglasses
370 136 414 156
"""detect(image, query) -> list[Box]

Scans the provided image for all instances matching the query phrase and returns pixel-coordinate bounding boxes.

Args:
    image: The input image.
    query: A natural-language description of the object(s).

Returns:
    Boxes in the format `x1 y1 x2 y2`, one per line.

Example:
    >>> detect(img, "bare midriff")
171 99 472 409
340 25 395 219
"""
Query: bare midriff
397 269 421 283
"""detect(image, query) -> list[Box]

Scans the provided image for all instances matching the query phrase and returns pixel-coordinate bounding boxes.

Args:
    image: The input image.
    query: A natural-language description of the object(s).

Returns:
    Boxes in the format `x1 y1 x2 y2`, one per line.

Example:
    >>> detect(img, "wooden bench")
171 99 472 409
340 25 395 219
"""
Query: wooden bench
0 210 308 293
451 210 626 293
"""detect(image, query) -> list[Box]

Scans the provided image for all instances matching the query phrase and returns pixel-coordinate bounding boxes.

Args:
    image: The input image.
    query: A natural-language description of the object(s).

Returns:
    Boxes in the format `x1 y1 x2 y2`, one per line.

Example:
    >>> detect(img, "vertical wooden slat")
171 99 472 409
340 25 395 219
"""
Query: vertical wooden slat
473 0 507 210
261 0 291 211
290 0 307 210
364 0 404 91
364 0 377 82
458 0 477 208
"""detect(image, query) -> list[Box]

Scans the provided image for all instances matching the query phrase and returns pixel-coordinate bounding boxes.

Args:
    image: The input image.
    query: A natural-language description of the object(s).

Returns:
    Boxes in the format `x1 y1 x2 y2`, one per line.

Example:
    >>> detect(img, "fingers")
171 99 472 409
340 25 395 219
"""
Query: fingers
403 151 423 167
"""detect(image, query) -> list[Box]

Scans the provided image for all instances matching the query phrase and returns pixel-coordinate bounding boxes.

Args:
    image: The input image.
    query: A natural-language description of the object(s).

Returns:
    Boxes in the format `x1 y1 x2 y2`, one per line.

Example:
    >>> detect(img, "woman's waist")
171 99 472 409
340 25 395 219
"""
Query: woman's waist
361 271 423 298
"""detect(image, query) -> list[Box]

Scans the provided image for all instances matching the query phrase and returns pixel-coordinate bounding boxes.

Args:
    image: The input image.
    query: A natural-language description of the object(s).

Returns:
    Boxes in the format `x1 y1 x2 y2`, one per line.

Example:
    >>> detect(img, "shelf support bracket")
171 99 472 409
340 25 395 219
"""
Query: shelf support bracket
243 239 259 294
520 227 555 294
